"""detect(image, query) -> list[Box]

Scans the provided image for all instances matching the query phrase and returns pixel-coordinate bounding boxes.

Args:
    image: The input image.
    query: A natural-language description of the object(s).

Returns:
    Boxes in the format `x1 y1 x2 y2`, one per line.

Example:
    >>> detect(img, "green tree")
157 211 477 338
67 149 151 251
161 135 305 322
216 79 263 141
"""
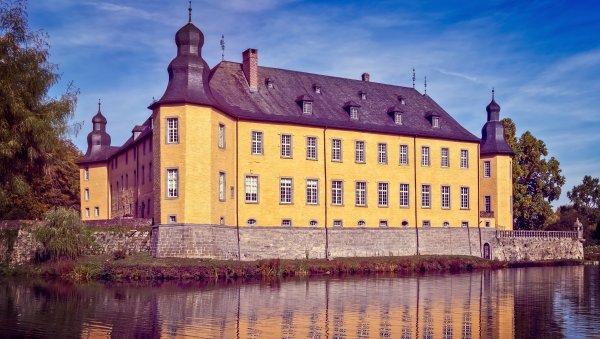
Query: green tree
567 175 600 236
0 0 78 219
502 118 565 229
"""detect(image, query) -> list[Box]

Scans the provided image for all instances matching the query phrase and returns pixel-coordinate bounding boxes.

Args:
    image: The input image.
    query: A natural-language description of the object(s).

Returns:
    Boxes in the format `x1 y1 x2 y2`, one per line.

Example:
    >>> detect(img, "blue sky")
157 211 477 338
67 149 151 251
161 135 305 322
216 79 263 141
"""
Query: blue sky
28 0 600 207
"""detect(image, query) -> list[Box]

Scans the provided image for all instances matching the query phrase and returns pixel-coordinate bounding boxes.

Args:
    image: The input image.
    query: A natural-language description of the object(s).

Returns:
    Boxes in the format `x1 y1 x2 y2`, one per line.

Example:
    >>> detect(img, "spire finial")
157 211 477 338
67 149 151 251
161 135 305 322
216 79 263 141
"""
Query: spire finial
220 34 225 61
424 76 427 95
188 1 192 23
98 99 101 113
492 87 495 100
412 68 415 89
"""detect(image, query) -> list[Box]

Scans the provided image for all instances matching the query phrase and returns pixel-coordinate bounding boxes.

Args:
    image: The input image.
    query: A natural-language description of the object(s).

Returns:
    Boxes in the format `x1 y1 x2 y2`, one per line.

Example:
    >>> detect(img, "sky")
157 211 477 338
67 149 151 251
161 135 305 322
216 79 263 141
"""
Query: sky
26 0 600 207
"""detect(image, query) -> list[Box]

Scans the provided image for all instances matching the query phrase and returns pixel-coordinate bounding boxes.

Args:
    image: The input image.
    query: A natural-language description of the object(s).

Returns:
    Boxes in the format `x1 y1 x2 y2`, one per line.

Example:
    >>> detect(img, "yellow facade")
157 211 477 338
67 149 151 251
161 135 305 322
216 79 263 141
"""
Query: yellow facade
480 155 513 230
80 164 109 220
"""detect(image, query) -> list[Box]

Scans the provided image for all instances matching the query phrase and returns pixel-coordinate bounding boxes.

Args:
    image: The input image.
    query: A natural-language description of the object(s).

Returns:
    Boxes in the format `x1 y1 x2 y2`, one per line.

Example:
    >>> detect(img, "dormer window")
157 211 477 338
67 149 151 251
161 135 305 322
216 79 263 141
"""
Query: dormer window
303 101 313 115
350 107 358 120
432 116 440 128
297 95 314 115
266 78 274 89
394 112 403 125
360 91 367 100
313 84 321 94
398 96 406 105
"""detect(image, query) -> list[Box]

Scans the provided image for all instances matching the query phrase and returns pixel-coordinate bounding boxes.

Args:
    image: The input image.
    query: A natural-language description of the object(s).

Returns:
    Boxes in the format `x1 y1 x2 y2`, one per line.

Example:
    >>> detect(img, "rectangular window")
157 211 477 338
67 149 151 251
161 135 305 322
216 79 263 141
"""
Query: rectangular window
94 207 99 217
484 161 491 177
251 131 263 155
303 101 313 115
85 208 90 218
421 146 430 166
355 141 365 163
167 169 178 198
281 219 292 227
219 172 226 201
461 187 470 209
400 184 409 207
355 181 366 206
399 144 409 165
421 184 431 208
350 107 358 120
432 116 440 128
333 219 343 227
395 113 402 125
280 177 293 204
441 148 449 167
83 168 89 181
331 180 343 205
84 188 89 201
441 185 450 209
245 176 258 203
166 118 179 143
422 220 431 227
280 134 292 158
218 123 225 148
378 182 389 207
168 215 177 224
460 149 469 168
462 221 469 227
331 139 342 161
306 136 317 160
379 220 388 227
378 143 387 164
485 195 492 212
306 179 319 205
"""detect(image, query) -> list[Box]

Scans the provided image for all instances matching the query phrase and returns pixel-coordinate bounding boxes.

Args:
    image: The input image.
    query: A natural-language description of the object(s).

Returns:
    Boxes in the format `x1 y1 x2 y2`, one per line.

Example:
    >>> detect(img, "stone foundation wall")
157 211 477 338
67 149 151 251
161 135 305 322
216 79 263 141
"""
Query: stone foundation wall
239 227 326 260
150 224 238 260
492 237 584 261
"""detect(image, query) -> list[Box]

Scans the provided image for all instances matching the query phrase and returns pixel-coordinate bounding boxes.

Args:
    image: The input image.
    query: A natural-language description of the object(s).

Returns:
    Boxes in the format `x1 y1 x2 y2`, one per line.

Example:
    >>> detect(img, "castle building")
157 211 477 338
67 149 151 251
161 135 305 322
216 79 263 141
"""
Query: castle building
77 12 514 258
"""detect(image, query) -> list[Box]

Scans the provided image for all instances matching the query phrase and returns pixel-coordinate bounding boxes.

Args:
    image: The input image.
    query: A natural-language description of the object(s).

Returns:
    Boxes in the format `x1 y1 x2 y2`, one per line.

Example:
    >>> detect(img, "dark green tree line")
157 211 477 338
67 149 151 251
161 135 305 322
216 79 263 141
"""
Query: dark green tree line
1 0 80 219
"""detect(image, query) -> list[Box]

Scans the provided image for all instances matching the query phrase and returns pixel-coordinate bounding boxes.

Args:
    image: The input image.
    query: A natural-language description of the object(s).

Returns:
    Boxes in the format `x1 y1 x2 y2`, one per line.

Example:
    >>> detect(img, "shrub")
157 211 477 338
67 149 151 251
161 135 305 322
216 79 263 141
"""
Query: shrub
113 249 127 260
33 208 94 262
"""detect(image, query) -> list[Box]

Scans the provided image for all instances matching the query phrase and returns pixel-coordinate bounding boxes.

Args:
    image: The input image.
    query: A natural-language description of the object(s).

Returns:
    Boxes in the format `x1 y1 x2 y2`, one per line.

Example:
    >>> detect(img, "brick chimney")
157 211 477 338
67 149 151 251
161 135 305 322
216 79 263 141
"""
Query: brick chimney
361 72 370 82
242 48 258 92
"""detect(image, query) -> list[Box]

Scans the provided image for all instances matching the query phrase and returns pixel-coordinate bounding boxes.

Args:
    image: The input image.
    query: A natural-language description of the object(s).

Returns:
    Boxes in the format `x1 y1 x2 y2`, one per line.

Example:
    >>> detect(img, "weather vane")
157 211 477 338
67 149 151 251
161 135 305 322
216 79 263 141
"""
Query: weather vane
492 87 495 100
188 1 192 23
412 68 415 89
98 99 101 112
220 34 225 61
424 76 427 95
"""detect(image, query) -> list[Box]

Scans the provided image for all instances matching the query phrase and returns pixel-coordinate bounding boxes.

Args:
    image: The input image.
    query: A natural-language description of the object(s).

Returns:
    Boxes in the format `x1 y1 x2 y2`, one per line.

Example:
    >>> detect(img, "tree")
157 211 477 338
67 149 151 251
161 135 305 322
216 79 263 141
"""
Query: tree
567 175 600 236
0 0 78 219
502 118 565 230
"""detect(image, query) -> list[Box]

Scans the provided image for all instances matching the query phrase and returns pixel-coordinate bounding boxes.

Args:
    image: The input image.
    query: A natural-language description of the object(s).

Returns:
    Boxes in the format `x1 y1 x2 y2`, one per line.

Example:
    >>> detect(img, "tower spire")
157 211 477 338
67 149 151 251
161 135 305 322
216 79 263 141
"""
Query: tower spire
492 87 495 100
97 98 101 113
220 34 225 61
424 76 427 95
188 1 192 23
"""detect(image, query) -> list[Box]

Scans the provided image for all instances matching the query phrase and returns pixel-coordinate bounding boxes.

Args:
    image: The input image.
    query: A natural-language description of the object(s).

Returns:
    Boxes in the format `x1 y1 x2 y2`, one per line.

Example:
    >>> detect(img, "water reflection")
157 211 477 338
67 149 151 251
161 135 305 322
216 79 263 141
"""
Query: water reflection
1 265 599 338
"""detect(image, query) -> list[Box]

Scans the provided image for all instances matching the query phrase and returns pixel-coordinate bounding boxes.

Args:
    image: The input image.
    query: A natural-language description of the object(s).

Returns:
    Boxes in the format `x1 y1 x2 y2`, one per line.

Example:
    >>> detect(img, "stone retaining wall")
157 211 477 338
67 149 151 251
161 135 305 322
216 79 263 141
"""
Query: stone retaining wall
492 237 584 261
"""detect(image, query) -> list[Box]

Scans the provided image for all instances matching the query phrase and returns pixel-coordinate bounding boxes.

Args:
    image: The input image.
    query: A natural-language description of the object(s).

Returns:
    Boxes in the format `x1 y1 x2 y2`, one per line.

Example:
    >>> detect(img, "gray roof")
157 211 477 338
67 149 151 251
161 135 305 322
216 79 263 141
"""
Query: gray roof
209 61 480 142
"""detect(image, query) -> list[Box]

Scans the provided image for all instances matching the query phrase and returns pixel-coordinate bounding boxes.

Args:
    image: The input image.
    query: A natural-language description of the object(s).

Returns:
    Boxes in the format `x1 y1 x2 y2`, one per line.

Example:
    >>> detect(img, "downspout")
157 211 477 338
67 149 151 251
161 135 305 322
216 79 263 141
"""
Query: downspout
477 143 482 257
323 126 329 260
235 118 241 260
413 136 419 255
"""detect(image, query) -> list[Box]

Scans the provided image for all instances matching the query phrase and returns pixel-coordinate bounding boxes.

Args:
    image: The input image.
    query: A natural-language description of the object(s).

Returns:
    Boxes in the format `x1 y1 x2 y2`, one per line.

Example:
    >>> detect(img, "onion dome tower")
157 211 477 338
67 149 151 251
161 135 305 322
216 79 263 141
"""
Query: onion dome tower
85 101 111 156
480 91 514 155
149 3 214 109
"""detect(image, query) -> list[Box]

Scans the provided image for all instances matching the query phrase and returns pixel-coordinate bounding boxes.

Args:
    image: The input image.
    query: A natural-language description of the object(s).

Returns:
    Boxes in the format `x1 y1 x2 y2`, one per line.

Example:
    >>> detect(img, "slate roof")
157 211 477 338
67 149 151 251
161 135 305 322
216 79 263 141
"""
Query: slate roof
208 62 480 143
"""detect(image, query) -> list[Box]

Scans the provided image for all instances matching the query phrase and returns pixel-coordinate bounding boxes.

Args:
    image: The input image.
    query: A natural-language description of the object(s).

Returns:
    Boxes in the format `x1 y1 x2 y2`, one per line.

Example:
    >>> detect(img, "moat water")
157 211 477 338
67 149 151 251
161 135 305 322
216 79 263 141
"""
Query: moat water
1 264 599 338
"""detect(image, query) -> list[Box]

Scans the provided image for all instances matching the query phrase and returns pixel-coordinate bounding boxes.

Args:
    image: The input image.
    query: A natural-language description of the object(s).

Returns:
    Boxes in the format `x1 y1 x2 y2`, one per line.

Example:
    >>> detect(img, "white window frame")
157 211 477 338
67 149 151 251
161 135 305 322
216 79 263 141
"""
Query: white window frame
280 134 292 158
350 106 359 120
460 186 470 209
168 215 177 224
421 184 431 208
331 139 342 162
306 136 317 160
378 143 388 164
306 179 319 205
310 220 318 226
378 182 389 207
441 147 449 168
279 177 293 204
94 206 99 217
422 220 431 227
394 112 402 125
484 195 492 212
484 161 491 177
251 131 263 155
355 181 366 206
461 221 469 227
331 180 343 205
399 144 409 165
166 117 179 144
84 188 89 201
333 219 343 227
85 208 90 218
441 185 450 209
303 101 313 115
245 175 259 203
166 168 178 198
83 168 89 181
421 146 430 166
281 219 292 227
432 116 440 128
400 183 410 207
355 140 365 163
218 123 225 149
379 220 388 227
218 172 226 201
460 149 469 169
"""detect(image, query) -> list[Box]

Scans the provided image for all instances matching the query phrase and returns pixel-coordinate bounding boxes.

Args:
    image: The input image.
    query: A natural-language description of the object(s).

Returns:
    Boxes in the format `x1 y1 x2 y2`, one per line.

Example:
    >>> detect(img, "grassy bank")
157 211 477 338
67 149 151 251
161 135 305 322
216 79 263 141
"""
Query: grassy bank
0 253 583 283
584 244 600 261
